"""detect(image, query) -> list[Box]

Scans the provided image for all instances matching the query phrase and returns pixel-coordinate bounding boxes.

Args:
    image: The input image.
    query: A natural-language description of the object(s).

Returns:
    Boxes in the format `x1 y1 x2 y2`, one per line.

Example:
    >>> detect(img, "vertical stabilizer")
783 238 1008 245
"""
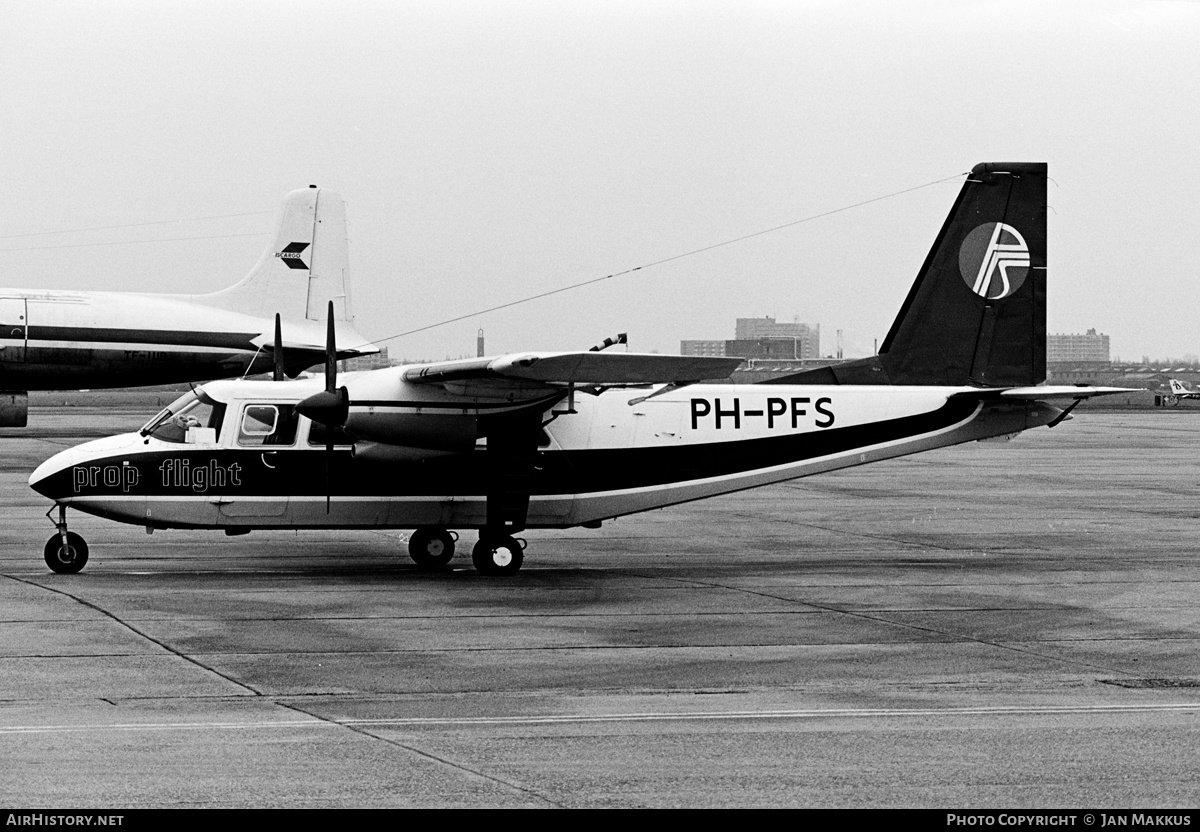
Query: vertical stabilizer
767 163 1047 388
197 186 355 324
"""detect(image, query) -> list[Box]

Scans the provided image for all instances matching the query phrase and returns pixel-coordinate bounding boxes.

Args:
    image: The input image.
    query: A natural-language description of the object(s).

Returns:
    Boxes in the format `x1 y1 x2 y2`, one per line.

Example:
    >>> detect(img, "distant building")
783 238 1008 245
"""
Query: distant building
680 340 727 357
732 317 820 360
682 316 821 361
735 316 817 341
339 346 392 373
725 338 816 361
1047 329 1110 363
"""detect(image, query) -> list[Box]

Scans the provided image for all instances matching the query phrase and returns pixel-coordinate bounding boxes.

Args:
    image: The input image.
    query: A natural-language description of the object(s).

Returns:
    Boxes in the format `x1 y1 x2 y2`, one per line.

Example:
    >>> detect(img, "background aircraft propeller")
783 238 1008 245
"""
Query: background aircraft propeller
272 313 284 382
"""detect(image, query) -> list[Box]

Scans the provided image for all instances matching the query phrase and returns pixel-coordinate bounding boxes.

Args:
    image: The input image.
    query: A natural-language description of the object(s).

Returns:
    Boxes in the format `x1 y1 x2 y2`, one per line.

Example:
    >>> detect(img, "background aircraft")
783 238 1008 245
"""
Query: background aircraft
30 162 1125 576
1161 378 1200 405
0 187 376 426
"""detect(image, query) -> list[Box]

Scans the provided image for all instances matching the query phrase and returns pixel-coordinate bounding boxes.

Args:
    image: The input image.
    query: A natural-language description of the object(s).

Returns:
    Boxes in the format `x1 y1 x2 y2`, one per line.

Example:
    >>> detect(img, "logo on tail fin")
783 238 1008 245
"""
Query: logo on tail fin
275 242 311 270
959 223 1029 300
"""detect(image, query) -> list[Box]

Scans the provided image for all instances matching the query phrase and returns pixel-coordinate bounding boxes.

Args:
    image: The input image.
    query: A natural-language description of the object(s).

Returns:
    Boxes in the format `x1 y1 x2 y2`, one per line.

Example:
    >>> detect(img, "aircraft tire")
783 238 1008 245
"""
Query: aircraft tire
472 535 524 576
44 532 89 575
408 527 456 568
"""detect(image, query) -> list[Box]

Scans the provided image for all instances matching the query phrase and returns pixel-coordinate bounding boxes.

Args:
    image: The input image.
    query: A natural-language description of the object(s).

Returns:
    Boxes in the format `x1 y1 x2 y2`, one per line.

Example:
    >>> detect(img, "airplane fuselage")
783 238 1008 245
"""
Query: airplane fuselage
29 377 1064 532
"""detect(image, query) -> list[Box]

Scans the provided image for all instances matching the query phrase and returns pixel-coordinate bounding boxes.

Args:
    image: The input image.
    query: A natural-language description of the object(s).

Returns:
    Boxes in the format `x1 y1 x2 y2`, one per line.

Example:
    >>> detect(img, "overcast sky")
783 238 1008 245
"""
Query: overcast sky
2 0 1197 362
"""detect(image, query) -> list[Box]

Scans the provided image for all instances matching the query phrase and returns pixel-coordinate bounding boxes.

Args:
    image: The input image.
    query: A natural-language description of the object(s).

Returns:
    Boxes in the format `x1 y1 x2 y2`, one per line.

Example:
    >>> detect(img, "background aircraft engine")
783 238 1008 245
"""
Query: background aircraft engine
0 391 28 427
343 411 478 452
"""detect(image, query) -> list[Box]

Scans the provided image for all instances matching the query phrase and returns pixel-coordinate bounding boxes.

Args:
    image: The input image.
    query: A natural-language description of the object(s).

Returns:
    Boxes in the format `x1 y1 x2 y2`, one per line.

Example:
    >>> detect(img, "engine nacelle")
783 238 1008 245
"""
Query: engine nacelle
344 410 477 452
352 441 460 464
0 391 28 427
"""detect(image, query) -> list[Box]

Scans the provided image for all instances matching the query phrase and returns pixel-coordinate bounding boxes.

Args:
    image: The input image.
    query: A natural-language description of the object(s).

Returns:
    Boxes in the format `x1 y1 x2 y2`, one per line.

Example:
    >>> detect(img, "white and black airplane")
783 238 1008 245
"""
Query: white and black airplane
1159 378 1200 405
29 162 1125 576
0 186 377 426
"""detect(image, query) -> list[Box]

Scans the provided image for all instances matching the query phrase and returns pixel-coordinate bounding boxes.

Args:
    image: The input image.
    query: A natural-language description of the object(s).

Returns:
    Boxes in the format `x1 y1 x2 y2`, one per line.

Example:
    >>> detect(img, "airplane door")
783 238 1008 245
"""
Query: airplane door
631 398 684 447
0 298 27 362
217 403 298 519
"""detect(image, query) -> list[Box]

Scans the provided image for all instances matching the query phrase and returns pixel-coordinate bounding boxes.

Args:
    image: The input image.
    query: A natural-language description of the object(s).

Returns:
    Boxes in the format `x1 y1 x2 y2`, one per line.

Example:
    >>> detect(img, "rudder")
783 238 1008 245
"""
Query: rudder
196 186 356 325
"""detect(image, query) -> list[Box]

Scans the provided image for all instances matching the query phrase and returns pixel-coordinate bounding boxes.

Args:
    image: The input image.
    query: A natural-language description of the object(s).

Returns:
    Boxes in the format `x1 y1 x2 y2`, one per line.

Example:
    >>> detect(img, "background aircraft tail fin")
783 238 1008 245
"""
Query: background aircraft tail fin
767 162 1047 388
197 186 357 327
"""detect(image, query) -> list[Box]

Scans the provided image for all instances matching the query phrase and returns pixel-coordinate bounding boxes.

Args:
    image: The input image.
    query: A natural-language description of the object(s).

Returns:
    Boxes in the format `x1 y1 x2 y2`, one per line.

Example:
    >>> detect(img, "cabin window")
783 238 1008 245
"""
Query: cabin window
141 390 226 444
238 404 299 446
307 420 355 447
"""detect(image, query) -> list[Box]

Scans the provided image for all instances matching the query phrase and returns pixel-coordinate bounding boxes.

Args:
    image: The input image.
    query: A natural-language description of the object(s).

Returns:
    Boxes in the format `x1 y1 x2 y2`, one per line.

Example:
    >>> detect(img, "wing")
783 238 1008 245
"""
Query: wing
341 352 744 491
401 351 743 388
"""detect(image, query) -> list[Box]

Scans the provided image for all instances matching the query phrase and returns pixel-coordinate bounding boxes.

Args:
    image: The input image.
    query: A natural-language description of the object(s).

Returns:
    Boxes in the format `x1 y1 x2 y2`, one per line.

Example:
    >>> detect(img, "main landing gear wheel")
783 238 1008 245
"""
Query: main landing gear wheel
472 535 525 576
408 527 456 568
44 532 89 575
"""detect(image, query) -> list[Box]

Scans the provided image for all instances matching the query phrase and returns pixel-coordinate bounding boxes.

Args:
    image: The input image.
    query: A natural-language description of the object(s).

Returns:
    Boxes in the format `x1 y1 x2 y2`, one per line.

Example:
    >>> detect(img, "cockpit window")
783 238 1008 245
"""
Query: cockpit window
238 404 299 446
141 390 226 444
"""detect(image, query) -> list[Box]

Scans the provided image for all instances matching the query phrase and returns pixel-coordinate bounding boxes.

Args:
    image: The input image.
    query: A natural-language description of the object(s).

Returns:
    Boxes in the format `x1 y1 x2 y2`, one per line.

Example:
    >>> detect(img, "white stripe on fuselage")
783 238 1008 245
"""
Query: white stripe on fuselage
23 338 256 355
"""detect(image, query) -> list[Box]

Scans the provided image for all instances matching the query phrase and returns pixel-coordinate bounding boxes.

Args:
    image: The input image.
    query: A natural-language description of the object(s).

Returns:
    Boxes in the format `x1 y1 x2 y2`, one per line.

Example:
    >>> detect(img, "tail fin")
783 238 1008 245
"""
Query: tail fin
196 186 357 327
768 162 1047 387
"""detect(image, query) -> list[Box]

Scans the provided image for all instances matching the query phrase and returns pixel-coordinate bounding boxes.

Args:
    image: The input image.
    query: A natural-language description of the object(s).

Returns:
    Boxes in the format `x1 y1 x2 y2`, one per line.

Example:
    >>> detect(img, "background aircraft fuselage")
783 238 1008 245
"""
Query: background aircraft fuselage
0 288 351 388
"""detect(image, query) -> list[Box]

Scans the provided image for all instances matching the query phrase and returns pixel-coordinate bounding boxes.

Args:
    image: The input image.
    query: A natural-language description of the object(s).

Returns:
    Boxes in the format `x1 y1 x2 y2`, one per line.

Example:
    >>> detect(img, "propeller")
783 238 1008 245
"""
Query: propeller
297 301 350 427
296 301 349 512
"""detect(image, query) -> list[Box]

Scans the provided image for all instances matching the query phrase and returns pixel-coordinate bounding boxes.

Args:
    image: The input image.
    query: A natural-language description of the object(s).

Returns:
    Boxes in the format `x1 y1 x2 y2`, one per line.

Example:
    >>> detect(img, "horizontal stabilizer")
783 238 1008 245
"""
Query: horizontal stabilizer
951 385 1134 401
403 352 743 387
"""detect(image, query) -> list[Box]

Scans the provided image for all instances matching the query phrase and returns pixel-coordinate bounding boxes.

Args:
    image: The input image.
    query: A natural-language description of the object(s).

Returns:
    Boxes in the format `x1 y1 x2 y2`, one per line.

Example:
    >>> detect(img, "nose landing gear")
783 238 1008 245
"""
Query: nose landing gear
43 504 89 574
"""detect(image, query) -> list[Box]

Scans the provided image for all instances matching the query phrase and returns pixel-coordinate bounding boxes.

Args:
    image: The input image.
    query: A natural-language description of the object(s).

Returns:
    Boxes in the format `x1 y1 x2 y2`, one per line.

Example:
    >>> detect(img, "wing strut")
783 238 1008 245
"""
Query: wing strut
1046 398 1082 428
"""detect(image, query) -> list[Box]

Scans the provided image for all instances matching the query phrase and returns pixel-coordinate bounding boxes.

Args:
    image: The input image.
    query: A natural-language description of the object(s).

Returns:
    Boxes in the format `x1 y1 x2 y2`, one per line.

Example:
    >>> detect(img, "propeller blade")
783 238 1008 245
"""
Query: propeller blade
325 299 337 393
326 432 333 514
309 300 341 513
296 388 347 516
272 313 284 382
298 299 348 428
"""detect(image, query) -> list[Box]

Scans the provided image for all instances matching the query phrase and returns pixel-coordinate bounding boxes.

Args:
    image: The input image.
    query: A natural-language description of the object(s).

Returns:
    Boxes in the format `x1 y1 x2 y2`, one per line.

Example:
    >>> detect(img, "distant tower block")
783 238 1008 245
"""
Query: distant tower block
477 328 485 357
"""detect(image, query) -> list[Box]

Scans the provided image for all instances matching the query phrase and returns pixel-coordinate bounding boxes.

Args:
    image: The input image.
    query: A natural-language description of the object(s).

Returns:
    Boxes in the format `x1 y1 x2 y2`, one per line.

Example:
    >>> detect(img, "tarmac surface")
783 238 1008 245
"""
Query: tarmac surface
2 407 1200 808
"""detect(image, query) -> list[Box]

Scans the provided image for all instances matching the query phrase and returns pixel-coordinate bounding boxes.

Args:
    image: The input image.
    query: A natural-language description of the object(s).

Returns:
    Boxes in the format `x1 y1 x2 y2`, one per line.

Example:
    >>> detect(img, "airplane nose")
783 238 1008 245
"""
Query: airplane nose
29 449 75 499
29 432 144 500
